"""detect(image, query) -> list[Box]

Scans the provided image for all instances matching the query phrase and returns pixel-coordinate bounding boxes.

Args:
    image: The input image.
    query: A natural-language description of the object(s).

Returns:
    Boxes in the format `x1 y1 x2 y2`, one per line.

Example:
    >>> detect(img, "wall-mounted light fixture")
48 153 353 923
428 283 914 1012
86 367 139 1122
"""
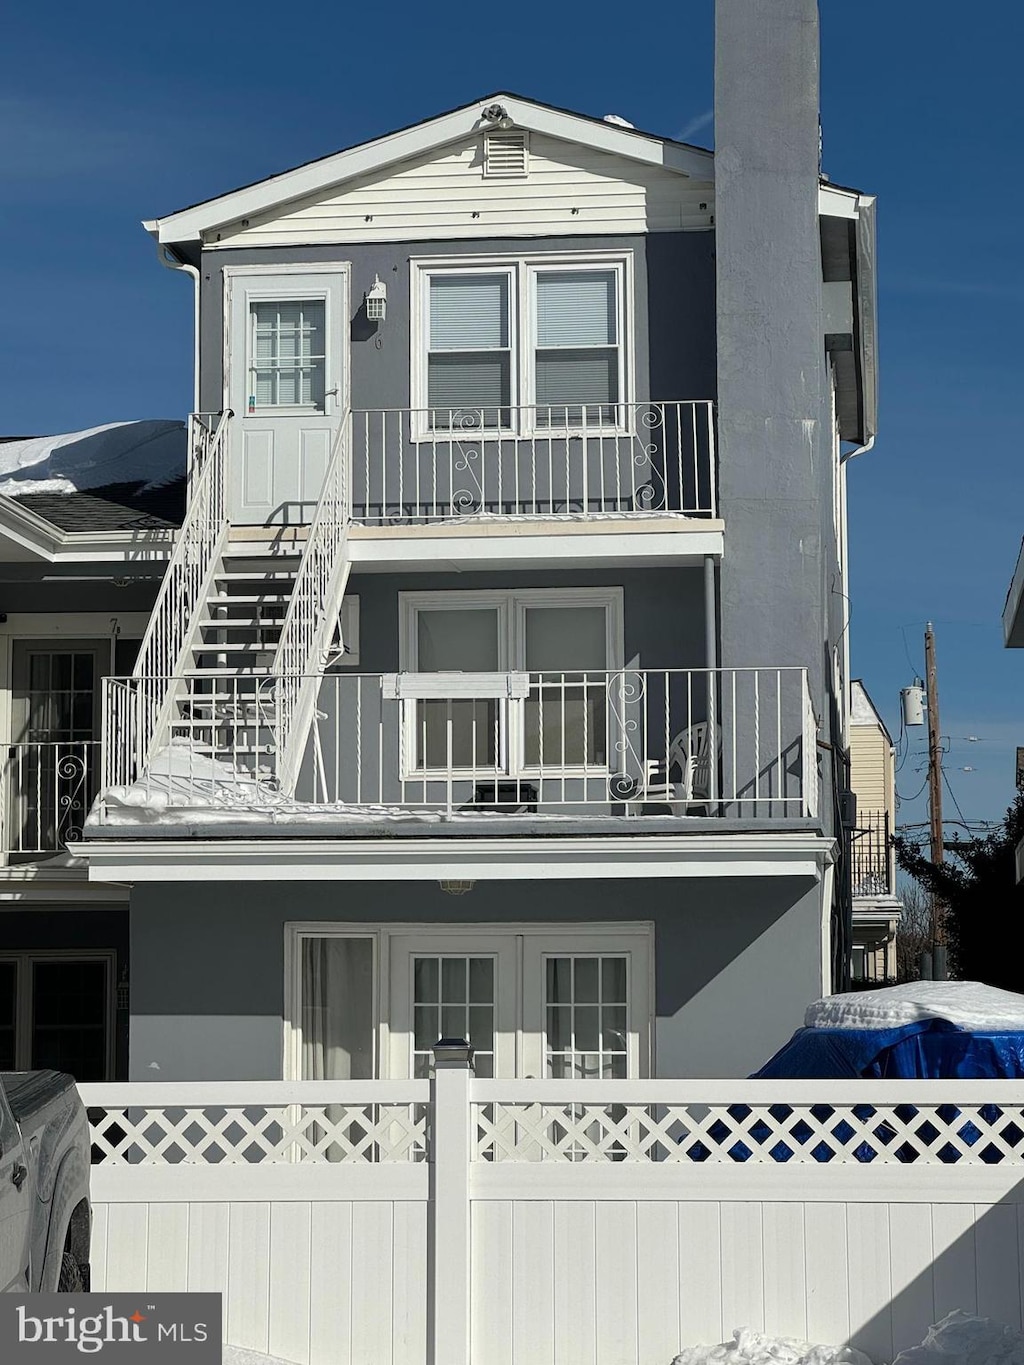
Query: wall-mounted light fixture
439 880 475 896
365 275 387 322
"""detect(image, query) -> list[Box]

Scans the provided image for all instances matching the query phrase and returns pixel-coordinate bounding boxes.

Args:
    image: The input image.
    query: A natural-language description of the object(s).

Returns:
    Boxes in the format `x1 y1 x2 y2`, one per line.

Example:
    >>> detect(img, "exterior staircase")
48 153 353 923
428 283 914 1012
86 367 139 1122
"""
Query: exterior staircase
166 550 302 782
106 409 353 803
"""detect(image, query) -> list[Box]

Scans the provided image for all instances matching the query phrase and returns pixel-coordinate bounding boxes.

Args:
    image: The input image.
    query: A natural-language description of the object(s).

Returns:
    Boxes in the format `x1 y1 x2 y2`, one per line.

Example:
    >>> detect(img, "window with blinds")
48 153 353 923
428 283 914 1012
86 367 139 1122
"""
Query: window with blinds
534 269 619 422
416 258 628 432
250 299 326 409
427 273 511 427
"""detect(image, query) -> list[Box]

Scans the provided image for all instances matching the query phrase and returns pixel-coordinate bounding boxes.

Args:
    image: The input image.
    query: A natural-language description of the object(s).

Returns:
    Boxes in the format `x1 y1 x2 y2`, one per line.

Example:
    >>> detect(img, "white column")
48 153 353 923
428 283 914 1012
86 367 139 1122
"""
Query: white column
429 1040 473 1365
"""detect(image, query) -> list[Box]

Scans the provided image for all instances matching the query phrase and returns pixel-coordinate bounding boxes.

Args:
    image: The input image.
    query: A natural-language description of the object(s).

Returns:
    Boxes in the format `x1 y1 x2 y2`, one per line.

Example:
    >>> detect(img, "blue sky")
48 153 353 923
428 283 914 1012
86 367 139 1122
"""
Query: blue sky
2 1 1022 835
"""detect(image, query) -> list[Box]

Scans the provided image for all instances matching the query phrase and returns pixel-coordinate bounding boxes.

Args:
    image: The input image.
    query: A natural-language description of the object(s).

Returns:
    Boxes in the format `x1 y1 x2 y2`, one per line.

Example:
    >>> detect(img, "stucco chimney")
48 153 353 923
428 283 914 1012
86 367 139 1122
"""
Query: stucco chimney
714 0 827 682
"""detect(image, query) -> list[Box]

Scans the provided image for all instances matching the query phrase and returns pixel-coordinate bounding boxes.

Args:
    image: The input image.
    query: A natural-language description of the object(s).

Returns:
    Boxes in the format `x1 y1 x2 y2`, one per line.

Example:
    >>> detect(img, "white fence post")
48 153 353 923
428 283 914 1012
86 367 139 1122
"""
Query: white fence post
429 1039 473 1365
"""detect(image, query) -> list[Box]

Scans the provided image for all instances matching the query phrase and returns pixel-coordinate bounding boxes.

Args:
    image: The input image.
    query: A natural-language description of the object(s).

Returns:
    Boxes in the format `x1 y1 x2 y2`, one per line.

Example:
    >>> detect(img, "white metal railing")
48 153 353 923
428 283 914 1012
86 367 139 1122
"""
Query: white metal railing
97 667 814 820
348 401 716 523
1 740 99 856
116 411 231 786
272 410 352 795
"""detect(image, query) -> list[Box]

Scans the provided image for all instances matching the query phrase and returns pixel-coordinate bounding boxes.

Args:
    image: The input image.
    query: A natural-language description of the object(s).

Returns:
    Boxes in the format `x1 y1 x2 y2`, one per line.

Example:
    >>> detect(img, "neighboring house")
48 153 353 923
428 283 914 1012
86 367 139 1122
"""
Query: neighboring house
0 423 181 1078
848 680 902 982
2 3 877 1081
1002 537 1024 881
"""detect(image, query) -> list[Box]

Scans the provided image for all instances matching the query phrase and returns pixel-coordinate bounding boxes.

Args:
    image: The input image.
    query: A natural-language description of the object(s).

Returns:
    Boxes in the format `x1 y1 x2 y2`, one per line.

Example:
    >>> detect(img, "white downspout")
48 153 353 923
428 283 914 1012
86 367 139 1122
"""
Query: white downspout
156 243 200 411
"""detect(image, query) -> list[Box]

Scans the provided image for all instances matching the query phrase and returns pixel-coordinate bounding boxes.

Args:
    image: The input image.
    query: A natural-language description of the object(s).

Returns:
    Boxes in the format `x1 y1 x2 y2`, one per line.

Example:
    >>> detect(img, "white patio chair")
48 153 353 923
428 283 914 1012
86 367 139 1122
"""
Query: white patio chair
624 721 714 816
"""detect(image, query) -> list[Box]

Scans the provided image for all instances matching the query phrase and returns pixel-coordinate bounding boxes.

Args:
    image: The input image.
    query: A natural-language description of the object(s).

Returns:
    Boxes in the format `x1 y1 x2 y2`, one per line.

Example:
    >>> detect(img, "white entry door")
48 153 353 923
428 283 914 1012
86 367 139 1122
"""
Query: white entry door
226 266 348 525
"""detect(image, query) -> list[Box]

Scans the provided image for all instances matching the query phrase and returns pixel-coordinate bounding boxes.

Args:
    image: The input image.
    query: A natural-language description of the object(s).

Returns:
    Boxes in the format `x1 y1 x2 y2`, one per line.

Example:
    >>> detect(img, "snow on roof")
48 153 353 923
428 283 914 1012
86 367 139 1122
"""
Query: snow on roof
807 980 1024 1032
0 420 186 498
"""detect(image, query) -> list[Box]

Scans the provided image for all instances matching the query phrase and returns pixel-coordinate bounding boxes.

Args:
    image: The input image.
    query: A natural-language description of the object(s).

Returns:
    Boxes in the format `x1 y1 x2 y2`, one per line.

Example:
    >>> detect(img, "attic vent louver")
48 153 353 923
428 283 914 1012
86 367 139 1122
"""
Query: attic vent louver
484 130 528 178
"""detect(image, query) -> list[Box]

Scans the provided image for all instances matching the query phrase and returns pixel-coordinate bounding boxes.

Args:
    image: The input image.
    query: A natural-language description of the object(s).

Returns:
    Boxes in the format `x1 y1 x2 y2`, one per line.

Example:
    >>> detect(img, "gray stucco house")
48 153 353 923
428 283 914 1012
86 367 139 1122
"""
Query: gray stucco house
1 0 877 1082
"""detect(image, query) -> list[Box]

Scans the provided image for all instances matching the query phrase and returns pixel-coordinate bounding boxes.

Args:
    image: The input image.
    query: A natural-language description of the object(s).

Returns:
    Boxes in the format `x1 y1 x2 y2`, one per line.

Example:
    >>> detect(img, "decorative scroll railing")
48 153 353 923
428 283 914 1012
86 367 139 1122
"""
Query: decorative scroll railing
98 667 815 821
1 740 99 856
348 401 716 523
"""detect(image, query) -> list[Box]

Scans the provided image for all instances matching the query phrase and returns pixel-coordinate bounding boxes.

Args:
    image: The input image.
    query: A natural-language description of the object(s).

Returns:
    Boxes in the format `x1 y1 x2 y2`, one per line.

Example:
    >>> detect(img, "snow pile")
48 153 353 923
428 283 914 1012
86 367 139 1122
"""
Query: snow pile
891 1310 1024 1364
672 1329 871 1365
0 420 185 497
807 981 1024 1032
102 740 290 814
224 1349 295 1365
96 740 580 825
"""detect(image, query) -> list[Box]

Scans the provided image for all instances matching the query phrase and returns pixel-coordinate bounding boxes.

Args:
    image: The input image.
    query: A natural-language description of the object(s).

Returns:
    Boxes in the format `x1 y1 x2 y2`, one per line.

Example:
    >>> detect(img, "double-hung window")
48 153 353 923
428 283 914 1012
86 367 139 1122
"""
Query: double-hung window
416 255 630 433
399 588 622 777
426 272 513 428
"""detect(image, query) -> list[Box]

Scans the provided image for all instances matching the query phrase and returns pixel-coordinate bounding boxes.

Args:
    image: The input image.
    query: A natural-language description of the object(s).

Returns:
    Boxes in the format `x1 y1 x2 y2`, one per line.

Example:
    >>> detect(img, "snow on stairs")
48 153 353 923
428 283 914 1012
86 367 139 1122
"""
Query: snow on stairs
169 551 300 781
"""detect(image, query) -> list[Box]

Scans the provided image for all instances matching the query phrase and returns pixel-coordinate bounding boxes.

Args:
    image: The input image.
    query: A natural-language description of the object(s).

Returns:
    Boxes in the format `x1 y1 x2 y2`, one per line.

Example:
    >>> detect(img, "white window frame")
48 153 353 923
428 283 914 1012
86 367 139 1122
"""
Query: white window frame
283 921 653 1080
410 252 634 441
398 587 624 780
0 949 116 1079
417 264 518 435
222 262 351 419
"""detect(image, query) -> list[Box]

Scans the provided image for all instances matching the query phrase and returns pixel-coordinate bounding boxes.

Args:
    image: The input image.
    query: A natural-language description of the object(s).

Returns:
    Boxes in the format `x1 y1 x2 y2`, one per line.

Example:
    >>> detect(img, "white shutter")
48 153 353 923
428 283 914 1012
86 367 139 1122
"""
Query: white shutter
483 131 528 178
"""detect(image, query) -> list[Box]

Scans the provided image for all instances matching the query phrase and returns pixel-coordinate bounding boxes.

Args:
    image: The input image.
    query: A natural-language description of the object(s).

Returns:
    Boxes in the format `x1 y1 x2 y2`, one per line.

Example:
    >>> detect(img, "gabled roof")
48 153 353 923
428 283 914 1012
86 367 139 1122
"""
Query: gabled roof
146 93 715 246
851 679 893 745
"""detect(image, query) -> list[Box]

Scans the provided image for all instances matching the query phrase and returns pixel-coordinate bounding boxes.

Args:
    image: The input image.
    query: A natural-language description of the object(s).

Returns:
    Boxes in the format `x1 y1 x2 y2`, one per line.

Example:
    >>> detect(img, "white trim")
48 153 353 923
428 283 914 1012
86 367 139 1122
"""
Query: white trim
282 921 654 1082
0 495 175 565
282 925 379 1081
150 96 711 244
409 251 634 437
223 263 352 420
79 834 835 882
397 587 624 781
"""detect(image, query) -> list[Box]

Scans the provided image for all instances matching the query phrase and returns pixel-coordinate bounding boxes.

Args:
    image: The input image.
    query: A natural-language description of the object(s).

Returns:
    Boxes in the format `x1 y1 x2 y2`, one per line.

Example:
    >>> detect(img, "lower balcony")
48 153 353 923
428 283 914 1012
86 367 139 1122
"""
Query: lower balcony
96 667 818 829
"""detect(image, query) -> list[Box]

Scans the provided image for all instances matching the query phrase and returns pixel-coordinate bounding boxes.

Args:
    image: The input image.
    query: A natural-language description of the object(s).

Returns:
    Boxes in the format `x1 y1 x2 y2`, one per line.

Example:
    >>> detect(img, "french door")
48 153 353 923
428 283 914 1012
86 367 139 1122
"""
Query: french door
225 266 348 524
288 924 652 1081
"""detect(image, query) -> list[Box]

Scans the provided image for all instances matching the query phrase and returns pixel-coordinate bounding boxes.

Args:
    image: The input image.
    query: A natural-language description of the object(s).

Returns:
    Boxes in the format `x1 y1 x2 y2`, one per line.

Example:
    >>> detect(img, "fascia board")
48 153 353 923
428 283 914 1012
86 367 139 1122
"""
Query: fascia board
154 97 710 243
1003 538 1024 646
818 184 860 219
79 834 834 882
0 496 60 560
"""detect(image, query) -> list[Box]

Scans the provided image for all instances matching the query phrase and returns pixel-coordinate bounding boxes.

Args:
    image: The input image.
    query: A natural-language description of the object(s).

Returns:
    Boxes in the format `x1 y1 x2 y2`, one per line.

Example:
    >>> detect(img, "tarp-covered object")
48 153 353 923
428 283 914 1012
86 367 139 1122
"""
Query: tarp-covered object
756 981 1024 1079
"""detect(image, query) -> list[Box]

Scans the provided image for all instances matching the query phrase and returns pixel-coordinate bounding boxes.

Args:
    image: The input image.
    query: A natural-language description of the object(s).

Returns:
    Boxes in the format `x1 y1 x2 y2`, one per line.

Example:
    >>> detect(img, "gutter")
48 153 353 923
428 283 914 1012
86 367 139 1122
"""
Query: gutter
153 240 200 410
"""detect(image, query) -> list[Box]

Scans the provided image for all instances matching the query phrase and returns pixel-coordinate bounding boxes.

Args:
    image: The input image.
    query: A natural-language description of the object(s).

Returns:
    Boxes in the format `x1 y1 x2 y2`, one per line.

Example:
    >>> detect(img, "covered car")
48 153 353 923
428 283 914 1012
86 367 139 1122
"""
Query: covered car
755 981 1024 1078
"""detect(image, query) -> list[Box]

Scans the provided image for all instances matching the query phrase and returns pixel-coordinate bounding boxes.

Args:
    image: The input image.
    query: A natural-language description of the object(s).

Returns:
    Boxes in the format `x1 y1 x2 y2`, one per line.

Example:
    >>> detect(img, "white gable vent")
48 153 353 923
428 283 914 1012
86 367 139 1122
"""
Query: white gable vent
484 130 529 178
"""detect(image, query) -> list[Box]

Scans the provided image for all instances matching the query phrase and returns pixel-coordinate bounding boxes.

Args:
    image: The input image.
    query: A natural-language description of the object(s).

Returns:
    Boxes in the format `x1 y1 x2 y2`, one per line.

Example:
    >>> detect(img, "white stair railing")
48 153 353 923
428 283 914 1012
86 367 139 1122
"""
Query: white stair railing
272 410 352 795
128 410 232 764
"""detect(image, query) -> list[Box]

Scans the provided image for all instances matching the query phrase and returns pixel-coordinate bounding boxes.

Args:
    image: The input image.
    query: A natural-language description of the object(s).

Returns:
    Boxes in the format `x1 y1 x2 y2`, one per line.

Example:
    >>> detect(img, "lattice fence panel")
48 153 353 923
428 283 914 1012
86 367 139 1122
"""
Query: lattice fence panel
89 1103 428 1165
474 1101 1024 1164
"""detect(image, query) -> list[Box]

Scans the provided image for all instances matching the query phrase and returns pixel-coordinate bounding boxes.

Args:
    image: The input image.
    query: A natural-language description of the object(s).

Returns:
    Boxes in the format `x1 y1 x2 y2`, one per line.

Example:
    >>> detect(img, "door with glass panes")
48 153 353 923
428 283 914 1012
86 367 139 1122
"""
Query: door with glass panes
226 268 347 524
387 930 649 1079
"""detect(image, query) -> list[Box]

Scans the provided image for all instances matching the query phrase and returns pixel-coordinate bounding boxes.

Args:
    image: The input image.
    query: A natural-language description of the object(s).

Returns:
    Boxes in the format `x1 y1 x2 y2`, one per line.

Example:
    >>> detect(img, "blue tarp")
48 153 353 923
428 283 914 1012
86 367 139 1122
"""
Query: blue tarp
754 1019 1024 1079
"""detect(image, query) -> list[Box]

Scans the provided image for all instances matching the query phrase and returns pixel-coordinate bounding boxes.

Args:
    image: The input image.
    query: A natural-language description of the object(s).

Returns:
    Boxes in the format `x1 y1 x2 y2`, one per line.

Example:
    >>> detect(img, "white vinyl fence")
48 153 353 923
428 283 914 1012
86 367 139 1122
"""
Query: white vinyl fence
80 1061 1024 1365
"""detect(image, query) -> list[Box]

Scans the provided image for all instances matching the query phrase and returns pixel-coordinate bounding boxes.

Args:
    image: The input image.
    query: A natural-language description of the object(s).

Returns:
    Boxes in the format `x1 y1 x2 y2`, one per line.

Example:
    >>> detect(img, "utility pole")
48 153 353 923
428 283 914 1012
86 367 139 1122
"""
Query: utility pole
924 621 947 977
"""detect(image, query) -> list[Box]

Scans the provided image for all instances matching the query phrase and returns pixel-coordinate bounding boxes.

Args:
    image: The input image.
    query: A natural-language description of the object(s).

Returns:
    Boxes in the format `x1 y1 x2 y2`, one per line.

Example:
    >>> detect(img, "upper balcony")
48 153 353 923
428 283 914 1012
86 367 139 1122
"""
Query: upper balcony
219 400 722 571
